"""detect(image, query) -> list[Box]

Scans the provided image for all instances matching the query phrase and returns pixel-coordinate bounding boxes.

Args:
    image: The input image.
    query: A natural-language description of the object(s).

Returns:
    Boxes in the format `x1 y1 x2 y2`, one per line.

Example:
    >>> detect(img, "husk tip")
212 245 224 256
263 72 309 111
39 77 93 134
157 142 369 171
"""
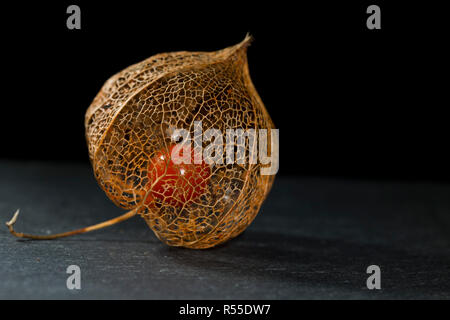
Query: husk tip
242 33 253 48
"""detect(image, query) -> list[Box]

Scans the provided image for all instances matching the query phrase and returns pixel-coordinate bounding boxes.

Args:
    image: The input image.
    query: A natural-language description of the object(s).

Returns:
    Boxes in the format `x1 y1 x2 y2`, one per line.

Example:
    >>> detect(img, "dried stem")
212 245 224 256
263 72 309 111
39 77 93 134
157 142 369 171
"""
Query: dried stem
5 208 138 240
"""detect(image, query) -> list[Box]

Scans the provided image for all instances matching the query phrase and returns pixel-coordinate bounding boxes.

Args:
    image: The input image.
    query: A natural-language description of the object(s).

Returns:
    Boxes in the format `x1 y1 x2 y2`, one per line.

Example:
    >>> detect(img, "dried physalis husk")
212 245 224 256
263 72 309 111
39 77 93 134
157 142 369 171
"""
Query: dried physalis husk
6 35 277 249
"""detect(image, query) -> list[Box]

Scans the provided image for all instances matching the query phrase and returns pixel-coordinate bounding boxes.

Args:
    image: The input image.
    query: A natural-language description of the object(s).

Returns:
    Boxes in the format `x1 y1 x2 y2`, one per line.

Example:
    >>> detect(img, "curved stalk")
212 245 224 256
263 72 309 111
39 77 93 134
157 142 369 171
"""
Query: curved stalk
5 208 138 240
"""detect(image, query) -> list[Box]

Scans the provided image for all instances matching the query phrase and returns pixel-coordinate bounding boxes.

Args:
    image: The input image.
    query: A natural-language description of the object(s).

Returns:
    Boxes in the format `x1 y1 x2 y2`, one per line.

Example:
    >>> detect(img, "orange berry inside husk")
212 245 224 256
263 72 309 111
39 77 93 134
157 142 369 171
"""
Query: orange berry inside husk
145 145 211 207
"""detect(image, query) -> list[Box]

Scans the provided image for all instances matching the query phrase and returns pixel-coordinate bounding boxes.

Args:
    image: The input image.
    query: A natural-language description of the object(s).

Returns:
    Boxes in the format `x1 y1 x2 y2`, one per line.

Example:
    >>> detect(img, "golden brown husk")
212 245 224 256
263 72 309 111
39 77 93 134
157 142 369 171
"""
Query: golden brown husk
85 36 276 248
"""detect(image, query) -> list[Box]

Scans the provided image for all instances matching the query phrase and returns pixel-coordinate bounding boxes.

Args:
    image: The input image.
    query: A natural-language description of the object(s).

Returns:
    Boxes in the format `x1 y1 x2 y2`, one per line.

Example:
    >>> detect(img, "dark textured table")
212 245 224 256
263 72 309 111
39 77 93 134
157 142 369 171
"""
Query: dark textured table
1 161 450 299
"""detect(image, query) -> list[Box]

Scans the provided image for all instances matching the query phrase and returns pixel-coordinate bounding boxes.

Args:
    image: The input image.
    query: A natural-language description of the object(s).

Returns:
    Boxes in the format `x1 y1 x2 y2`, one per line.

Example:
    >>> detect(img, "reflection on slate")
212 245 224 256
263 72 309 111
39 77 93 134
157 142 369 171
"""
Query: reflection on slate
1 161 450 299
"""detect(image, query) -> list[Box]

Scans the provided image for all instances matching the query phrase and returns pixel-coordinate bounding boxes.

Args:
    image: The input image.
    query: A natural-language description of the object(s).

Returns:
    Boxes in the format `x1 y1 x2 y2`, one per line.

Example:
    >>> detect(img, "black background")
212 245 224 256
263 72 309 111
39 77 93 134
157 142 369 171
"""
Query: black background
1 1 448 181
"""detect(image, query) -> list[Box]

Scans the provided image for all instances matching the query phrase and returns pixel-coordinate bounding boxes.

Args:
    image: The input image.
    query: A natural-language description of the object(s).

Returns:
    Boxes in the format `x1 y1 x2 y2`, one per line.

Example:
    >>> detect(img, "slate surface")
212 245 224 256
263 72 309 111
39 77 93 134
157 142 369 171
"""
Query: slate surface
1 160 450 299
